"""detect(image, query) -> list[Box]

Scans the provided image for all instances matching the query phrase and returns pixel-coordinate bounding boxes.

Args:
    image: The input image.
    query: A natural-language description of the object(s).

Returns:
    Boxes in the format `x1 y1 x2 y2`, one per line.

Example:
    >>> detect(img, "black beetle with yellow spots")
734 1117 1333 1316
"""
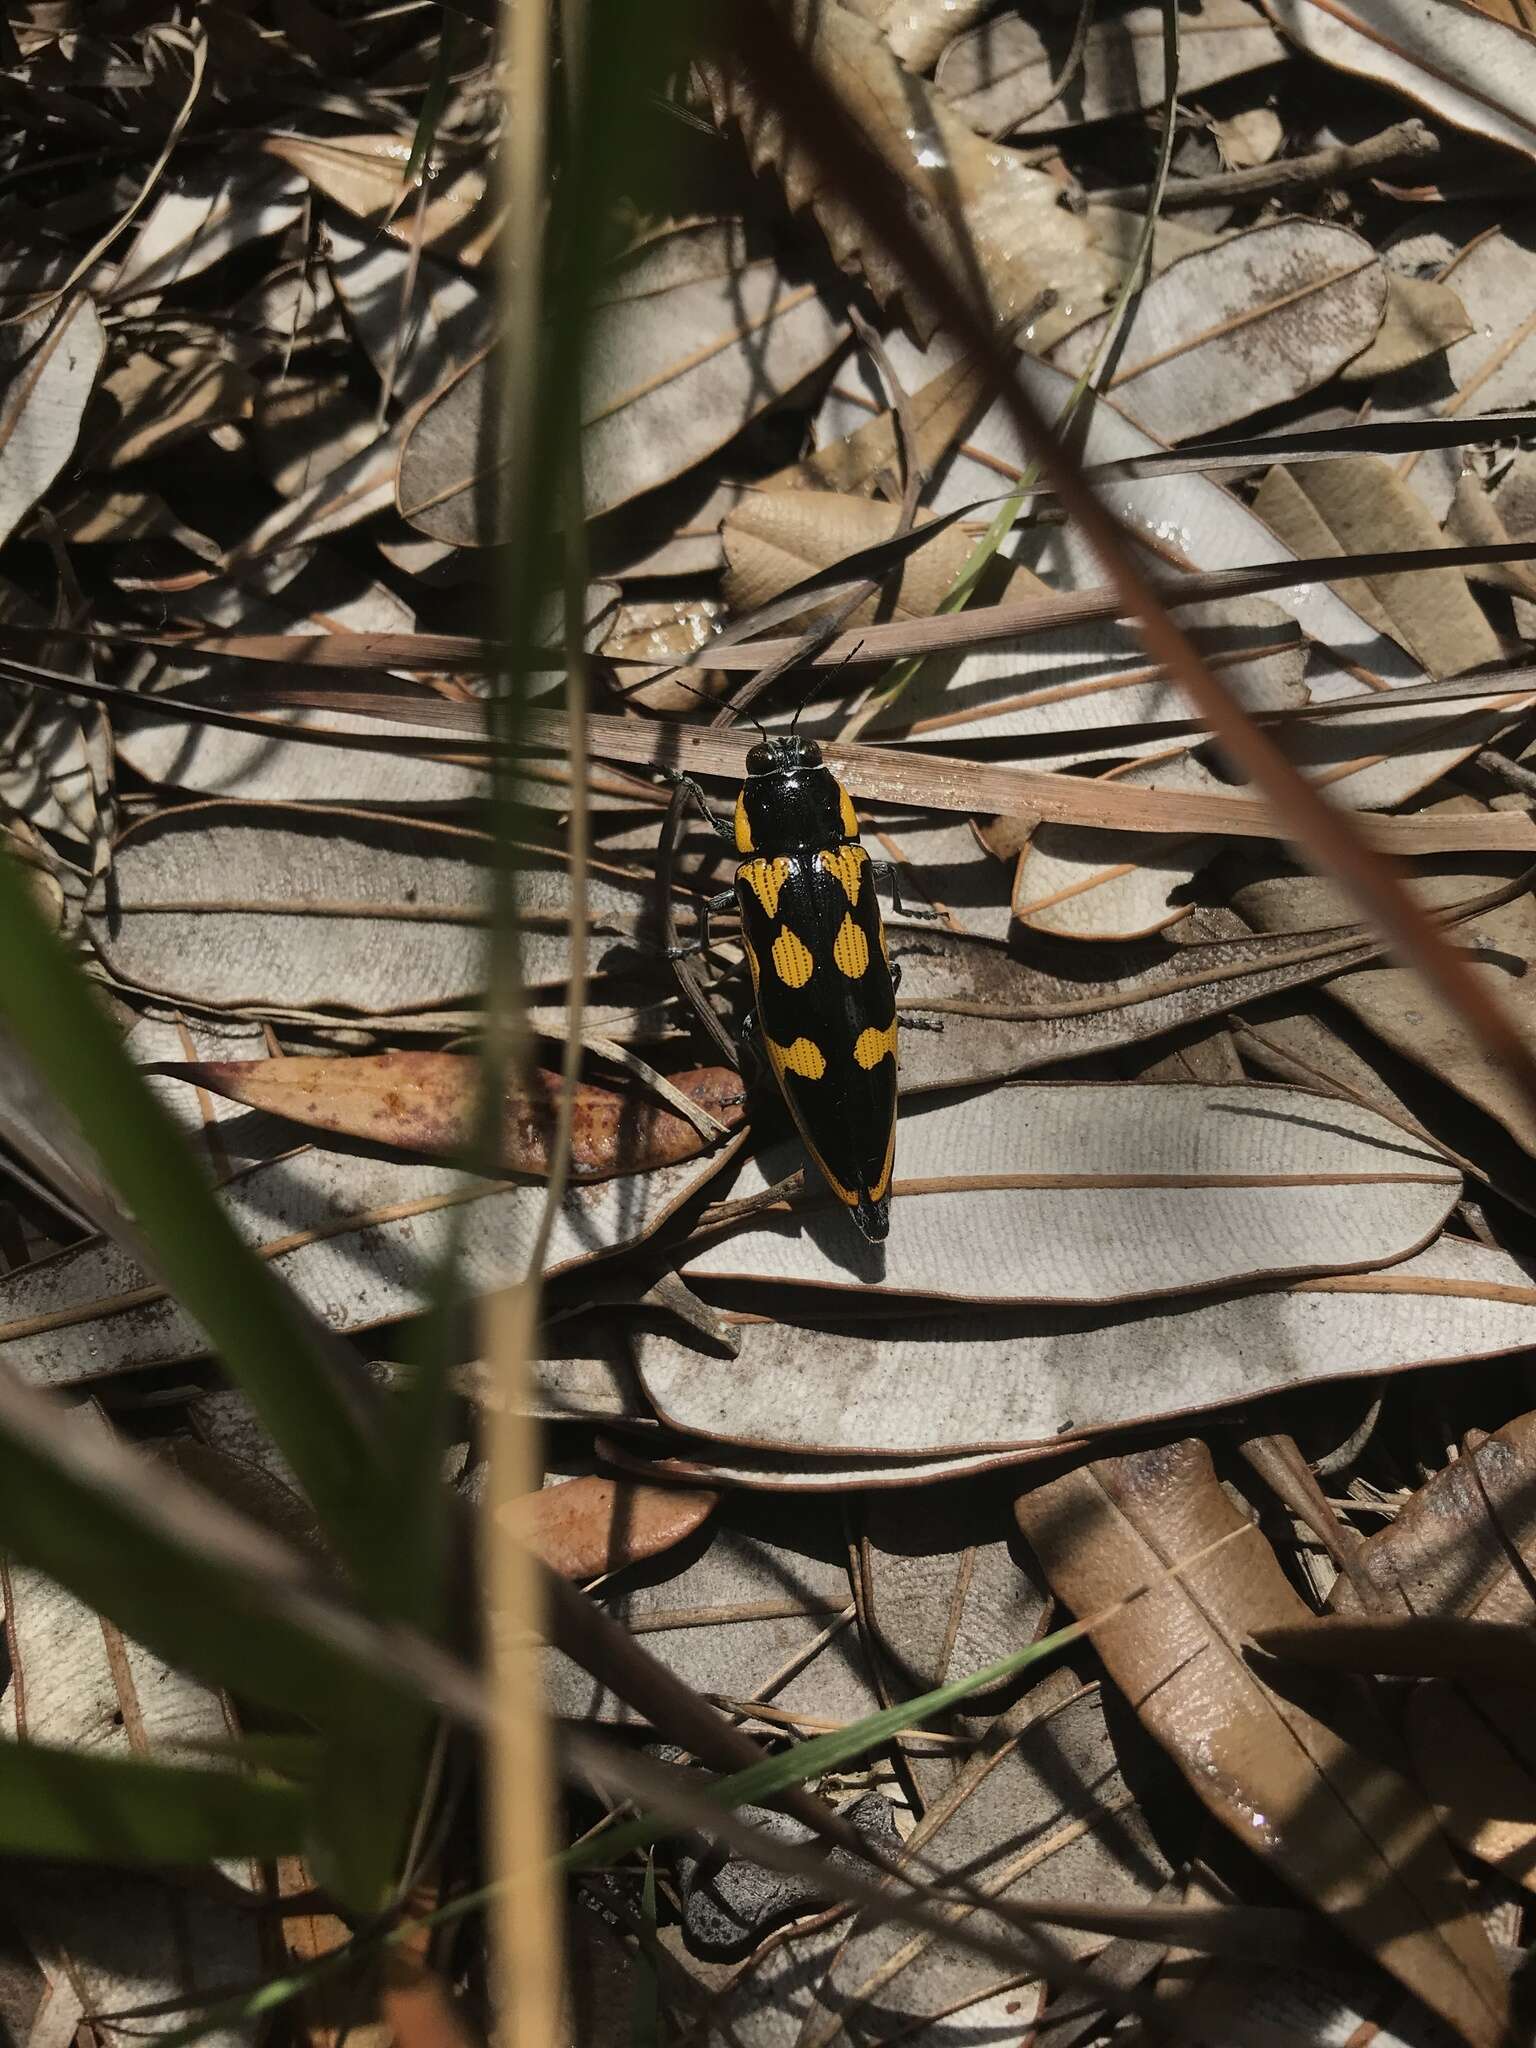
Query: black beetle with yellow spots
676 734 909 1243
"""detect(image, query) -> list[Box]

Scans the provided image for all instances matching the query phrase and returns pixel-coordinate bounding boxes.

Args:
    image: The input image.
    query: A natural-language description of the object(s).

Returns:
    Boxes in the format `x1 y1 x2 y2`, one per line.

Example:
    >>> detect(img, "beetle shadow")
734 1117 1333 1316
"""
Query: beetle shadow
795 1189 888 1282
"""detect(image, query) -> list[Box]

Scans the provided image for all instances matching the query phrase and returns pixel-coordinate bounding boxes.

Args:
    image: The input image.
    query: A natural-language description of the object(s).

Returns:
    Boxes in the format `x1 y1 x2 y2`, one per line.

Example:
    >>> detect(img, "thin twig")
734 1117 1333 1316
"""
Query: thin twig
1094 115 1446 212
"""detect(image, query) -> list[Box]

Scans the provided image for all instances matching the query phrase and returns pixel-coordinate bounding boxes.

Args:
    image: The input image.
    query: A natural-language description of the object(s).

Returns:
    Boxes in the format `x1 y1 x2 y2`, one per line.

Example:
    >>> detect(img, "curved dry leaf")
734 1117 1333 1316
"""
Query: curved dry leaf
502 1475 718 1581
640 1237 1534 1457
396 223 849 541
1332 1408 1536 1889
1014 1439 1508 2048
109 163 307 301
696 0 1120 340
145 1054 745 1178
324 218 489 413
0 1137 731 1386
1048 221 1388 442
1233 855 1536 1157
681 1082 1460 1303
938 0 1285 135
1339 272 1472 381
0 295 106 550
1252 457 1501 681
544 1494 880 1727
1394 226 1536 518
810 338 1429 689
598 1429 1061 1492
1260 0 1536 161
263 133 488 250
86 801 664 1020
752 1678 1169 2048
855 0 992 71
892 914 1394 1092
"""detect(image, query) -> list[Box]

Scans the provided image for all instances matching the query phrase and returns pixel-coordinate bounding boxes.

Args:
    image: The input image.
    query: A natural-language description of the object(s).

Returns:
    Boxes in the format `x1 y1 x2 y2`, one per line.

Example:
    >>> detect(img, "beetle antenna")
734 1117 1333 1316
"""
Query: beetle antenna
615 667 770 744
789 636 865 734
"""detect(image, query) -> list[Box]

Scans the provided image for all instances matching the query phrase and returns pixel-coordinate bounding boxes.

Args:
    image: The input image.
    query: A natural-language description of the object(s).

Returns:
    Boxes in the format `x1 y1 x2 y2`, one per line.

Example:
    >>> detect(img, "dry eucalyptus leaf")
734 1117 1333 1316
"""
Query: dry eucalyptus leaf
1015 1439 1508 2048
1252 458 1501 680
1211 106 1284 168
0 1140 731 1384
396 220 848 541
1338 272 1473 382
639 1237 1535 1457
0 294 106 550
1232 852 1536 1157
324 217 489 412
1392 226 1536 518
810 336 1429 690
1260 0 1536 161
1332 1408 1536 1890
503 1474 718 1580
854 0 992 71
263 132 488 251
1048 222 1389 442
144 1055 745 1178
938 0 1285 136
681 1082 1459 1302
86 801 666 1020
769 1677 1171 2048
696 0 1120 341
543 1493 879 1727
108 162 307 301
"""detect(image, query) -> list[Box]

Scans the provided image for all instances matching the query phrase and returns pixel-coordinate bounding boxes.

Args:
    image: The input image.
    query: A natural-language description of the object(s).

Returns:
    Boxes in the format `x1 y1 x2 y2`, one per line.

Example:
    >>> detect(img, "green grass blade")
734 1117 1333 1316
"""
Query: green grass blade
0 1739 309 1862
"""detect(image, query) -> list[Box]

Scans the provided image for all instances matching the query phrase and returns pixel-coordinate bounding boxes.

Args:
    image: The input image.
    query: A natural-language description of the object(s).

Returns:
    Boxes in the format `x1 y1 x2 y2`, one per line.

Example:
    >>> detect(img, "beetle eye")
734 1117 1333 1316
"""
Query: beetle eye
745 740 777 774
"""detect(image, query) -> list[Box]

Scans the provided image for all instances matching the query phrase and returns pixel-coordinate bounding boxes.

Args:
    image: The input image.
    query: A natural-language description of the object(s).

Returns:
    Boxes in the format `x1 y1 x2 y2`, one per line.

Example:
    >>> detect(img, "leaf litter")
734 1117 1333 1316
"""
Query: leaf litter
6 1 1536 2041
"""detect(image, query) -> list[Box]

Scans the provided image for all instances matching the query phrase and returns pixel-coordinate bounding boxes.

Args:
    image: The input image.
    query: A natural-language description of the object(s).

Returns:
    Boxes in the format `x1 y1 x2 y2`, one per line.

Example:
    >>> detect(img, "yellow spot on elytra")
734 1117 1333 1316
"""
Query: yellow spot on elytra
741 857 791 919
733 792 754 854
867 1118 897 1204
767 1034 826 1081
838 783 859 839
832 912 869 979
853 1021 898 1071
771 926 815 988
818 844 864 905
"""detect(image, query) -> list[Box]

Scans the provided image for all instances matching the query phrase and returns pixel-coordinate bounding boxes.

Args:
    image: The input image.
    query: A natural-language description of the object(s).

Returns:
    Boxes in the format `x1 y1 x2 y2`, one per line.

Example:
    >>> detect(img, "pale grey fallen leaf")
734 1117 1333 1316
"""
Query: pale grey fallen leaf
640 1236 1528 1457
0 1139 730 1385
681 1083 1459 1303
324 214 489 412
1338 271 1472 381
0 1408 239 1760
938 0 1284 136
114 707 493 808
87 801 666 1018
1260 0 1536 162
544 1494 880 1728
1048 222 1388 442
0 295 106 550
1392 226 1536 519
811 337 1428 691
718 1676 1167 2047
0 1868 263 2048
676 1788 897 1959
108 162 307 302
398 220 849 540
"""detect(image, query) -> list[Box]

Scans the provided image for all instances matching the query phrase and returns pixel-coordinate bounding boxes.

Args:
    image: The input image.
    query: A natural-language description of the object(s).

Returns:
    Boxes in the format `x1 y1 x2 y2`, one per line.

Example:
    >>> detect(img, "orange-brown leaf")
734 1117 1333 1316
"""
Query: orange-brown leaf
145 1055 744 1178
501 1475 717 1580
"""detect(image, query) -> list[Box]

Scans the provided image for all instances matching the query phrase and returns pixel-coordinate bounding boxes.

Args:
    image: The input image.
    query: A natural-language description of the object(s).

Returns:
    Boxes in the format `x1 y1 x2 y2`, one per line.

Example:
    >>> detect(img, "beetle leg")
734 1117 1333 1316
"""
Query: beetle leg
666 888 737 961
654 767 736 844
870 860 941 921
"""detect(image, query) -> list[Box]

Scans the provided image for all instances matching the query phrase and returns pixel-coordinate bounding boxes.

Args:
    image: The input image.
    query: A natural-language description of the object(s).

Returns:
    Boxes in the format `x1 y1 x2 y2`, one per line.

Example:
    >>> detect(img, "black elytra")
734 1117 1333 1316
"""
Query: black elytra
730 734 899 1243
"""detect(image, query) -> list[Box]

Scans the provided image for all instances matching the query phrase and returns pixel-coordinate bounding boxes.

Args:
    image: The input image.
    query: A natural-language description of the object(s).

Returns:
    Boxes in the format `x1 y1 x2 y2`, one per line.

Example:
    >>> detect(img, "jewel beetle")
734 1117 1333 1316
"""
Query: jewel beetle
673 733 916 1243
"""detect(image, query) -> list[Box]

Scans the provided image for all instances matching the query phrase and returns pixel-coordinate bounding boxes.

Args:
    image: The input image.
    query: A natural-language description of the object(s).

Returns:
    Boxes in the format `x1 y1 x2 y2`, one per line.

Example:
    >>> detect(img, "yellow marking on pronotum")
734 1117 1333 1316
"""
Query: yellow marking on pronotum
832 912 869 980
853 1020 898 1071
771 926 815 988
766 1034 827 1082
838 784 859 839
740 856 792 919
867 1118 897 1205
733 792 754 854
818 844 864 905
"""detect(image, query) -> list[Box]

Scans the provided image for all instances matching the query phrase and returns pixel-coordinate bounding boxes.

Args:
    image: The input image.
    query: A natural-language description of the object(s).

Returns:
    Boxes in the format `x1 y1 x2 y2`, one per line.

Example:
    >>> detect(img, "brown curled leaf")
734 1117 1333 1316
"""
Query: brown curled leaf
500 1475 718 1581
143 1055 745 1179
